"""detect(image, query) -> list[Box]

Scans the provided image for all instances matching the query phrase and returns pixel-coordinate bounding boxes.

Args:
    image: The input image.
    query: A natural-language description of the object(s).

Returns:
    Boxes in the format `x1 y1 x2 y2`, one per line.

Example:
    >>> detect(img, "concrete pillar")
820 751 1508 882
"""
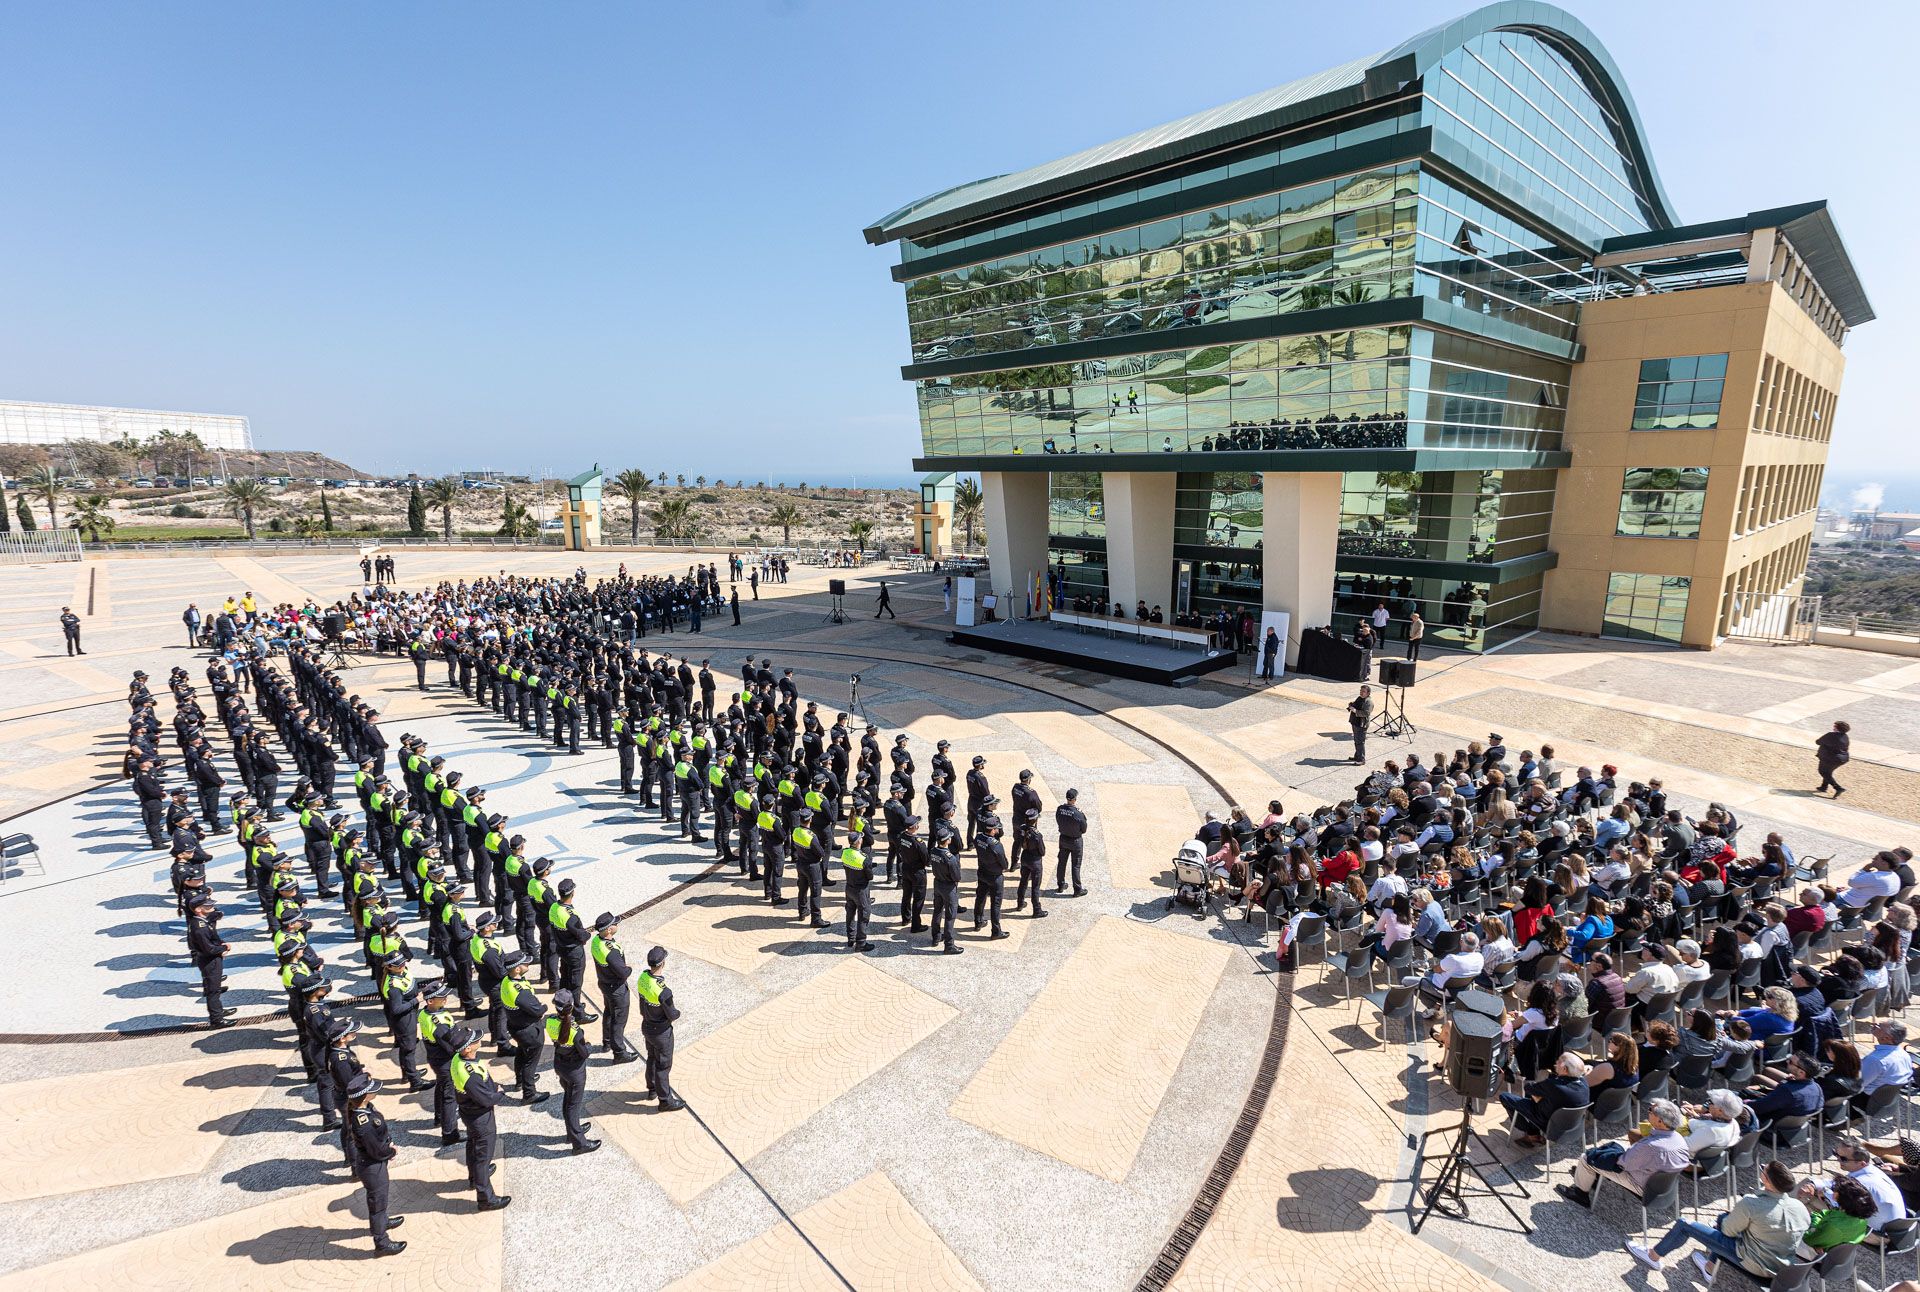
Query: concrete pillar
1261 472 1340 664
1412 470 1480 633
1102 471 1176 615
982 470 1051 615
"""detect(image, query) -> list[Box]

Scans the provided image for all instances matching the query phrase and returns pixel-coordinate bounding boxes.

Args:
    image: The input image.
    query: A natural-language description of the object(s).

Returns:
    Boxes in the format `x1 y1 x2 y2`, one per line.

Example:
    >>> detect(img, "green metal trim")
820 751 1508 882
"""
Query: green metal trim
1335 548 1558 582
889 129 1428 284
911 448 1571 474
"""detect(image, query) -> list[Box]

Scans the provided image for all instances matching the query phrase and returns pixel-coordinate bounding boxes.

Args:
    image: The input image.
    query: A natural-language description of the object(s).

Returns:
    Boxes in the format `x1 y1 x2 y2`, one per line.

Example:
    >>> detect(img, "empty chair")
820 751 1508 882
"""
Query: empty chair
1330 942 1377 1001
1684 1144 1729 1217
1724 1126 1764 1202
1365 983 1417 1040
1292 915 1328 978
1872 1216 1920 1288
1672 1052 1714 1100
1760 1112 1815 1168
1585 1085 1635 1139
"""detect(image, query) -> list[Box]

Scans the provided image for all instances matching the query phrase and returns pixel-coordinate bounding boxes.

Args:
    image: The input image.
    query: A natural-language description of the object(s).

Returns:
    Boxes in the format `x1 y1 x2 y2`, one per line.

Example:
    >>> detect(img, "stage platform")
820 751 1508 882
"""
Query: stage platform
948 617 1240 687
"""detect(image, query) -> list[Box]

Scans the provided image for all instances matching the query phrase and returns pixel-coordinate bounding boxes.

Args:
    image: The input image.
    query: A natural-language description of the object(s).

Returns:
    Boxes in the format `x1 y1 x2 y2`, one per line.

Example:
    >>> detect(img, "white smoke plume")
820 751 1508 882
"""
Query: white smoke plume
1850 483 1885 512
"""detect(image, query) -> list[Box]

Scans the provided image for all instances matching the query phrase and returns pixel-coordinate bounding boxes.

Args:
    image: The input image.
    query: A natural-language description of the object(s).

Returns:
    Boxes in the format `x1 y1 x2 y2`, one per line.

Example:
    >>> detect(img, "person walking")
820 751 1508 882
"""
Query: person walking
875 580 896 619
942 577 952 613
59 606 84 655
1815 720 1851 797
1347 684 1373 765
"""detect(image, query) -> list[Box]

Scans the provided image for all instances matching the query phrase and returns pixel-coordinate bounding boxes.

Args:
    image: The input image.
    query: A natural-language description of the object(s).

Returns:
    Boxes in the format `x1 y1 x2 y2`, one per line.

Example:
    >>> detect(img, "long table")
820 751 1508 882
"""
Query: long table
1047 609 1217 654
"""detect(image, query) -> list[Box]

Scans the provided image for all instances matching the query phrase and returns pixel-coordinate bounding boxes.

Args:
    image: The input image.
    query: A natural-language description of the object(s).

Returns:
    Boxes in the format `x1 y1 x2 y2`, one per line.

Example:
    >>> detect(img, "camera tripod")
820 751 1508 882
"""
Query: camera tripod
1410 1114 1531 1235
823 593 847 626
1370 684 1416 739
323 639 351 671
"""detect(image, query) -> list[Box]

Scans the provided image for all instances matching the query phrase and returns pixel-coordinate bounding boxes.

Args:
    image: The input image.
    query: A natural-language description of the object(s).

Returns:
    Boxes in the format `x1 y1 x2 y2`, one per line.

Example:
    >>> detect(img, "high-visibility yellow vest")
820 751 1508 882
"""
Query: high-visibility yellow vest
840 847 866 871
791 827 815 850
636 971 663 1006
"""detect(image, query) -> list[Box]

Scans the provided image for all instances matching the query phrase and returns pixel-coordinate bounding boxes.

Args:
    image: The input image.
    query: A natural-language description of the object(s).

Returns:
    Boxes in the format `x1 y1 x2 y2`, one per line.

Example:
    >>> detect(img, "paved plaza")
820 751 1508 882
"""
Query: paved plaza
0 547 1916 1290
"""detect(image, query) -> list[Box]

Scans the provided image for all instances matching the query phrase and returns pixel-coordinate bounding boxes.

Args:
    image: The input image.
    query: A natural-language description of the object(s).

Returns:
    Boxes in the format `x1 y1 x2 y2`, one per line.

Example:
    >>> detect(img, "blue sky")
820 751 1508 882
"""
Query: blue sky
0 1 1906 492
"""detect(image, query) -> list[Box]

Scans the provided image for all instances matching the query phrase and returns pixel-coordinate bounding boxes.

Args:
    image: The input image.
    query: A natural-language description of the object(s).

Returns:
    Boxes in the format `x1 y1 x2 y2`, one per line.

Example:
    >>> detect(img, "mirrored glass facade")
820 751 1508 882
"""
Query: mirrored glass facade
1603 572 1692 643
1617 466 1709 538
1632 355 1727 429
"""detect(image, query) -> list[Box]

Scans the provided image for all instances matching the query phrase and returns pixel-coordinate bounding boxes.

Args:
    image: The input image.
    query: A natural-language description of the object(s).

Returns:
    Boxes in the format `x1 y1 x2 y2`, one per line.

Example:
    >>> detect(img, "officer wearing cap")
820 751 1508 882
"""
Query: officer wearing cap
972 809 1010 939
415 978 463 1145
499 951 548 1104
1055 787 1088 896
548 877 596 1016
1011 768 1041 825
1013 806 1049 918
965 755 990 849
345 1072 407 1256
448 1026 511 1211
929 843 963 954
325 1015 367 1167
187 893 234 1027
590 912 641 1062
300 974 342 1130
378 950 433 1091
546 989 599 1153
890 734 916 810
930 738 955 790
840 827 875 953
894 813 929 932
790 808 827 929
637 946 685 1111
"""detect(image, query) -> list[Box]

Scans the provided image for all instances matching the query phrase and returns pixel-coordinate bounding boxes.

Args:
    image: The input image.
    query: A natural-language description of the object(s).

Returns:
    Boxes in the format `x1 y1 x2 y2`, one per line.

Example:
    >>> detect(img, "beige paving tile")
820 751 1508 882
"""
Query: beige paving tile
1222 709 1345 760
595 958 955 1205
40 654 126 695
654 888 803 975
1864 659 1920 691
9 755 117 793
213 554 314 609
871 706 994 746
1094 781 1196 890
661 1171 981 1292
1747 686 1860 725
0 1050 283 1203
1006 709 1148 767
0 1154 502 1290
951 916 1230 1182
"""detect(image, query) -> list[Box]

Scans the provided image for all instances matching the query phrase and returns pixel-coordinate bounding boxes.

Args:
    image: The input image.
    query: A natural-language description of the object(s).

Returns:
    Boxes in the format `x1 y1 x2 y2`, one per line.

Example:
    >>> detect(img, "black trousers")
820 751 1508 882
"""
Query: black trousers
198 957 225 1023
509 1030 544 1097
463 1111 500 1202
901 869 926 926
195 784 223 829
305 839 333 890
930 882 959 947
618 749 635 792
360 1158 393 1241
1015 863 1045 914
643 1026 675 1097
972 874 1004 932
795 859 823 919
845 885 871 945
141 799 167 847
391 1010 425 1084
557 1061 589 1145
471 836 492 906
601 987 634 1056
429 1058 459 1137
1056 837 1084 890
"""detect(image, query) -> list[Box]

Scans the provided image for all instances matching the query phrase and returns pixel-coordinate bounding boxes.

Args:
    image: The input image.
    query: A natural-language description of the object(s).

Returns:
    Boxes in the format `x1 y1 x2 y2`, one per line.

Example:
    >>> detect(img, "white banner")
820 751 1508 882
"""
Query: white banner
1252 609 1290 681
955 575 977 627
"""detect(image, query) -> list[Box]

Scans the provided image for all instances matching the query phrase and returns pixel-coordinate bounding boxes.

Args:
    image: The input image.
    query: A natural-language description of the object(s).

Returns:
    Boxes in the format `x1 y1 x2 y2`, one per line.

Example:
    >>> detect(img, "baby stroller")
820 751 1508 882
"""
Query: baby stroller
1169 840 1211 919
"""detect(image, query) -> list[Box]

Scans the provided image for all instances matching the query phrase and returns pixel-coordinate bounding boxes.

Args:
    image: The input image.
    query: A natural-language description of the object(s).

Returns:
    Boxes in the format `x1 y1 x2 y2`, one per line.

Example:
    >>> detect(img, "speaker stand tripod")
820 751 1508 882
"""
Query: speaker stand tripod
1371 683 1417 739
324 641 351 671
823 594 847 626
1409 1116 1531 1235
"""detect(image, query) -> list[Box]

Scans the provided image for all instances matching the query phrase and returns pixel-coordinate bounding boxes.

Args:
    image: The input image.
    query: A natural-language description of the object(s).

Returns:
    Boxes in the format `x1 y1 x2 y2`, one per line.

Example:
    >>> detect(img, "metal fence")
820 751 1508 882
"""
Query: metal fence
1825 610 1920 640
0 529 83 566
90 534 565 552
1722 592 1821 644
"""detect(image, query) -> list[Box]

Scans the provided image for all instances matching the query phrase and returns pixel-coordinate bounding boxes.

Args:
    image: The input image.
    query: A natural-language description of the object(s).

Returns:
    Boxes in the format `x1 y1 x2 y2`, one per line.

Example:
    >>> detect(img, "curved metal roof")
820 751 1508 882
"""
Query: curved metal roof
865 2 1677 247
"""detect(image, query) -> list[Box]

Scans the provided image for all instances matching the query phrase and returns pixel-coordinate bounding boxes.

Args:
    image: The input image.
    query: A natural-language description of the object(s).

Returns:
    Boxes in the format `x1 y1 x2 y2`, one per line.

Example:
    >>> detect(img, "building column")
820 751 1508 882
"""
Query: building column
1261 472 1340 664
1102 471 1176 615
1412 470 1480 636
982 470 1051 614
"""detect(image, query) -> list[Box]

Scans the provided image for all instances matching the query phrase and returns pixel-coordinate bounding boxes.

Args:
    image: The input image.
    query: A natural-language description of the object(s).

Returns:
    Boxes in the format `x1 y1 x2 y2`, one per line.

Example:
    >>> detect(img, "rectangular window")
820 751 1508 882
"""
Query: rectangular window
1631 354 1727 430
1603 572 1691 644
1616 466 1709 538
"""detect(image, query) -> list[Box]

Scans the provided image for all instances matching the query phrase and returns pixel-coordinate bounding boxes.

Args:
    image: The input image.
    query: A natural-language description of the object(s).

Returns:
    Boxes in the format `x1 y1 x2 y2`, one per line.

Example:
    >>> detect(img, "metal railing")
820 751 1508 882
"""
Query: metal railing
0 529 83 565
1829 611 1920 640
88 534 565 552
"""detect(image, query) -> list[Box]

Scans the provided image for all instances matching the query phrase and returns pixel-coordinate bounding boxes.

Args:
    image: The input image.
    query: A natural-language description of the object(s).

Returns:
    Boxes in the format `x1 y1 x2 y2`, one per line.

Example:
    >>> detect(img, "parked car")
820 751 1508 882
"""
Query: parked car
189 477 209 487
133 478 154 488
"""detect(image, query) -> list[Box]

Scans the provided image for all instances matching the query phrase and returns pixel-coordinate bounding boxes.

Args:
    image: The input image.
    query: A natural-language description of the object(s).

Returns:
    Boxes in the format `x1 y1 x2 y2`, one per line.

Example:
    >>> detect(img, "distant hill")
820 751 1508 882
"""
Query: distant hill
1804 551 1920 619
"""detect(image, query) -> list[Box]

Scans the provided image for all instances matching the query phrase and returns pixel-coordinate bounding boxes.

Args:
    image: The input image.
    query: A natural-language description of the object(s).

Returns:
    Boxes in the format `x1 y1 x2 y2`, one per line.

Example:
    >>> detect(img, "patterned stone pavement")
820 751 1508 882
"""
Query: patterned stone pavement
1 547 1917 1290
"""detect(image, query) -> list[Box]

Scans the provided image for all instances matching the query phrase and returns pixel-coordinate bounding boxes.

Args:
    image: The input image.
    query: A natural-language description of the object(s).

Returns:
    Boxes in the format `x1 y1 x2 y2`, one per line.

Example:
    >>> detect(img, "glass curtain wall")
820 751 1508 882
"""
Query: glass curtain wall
1333 569 1542 652
1338 468 1554 564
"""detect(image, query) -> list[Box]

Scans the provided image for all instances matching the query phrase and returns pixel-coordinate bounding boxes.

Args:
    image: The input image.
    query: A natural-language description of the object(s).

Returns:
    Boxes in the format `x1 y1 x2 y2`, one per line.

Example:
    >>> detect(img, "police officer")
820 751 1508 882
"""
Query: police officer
344 1072 407 1256
448 1026 512 1211
416 978 464 1145
614 707 638 793
590 912 641 1062
546 989 599 1153
324 1015 367 1167
1013 807 1049 918
378 950 435 1091
840 833 874 953
972 814 1009 940
637 946 685 1111
133 759 169 849
895 813 928 932
499 951 548 1103
929 843 963 955
187 893 235 1026
1055 787 1088 896
548 878 595 1016
790 808 827 929
965 755 990 849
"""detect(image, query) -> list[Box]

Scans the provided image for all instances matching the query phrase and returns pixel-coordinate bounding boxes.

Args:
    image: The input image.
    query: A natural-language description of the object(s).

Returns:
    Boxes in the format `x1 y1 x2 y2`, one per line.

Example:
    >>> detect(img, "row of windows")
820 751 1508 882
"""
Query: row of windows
1717 533 1814 640
1752 355 1835 443
1616 466 1709 539
1735 462 1822 536
1174 471 1263 550
1339 469 1556 564
1603 572 1690 644
1632 354 1728 430
1331 569 1544 652
898 106 1423 263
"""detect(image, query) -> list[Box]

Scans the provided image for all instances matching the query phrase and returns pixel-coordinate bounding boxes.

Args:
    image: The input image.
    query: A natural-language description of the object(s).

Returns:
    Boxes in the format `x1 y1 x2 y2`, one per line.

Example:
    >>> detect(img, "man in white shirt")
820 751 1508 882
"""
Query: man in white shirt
1415 931 1483 1003
1366 871 1407 909
1840 855 1901 909
1834 1136 1908 1232
1681 1090 1745 1153
1859 1022 1915 1098
1667 938 1712 985
1624 957 1679 1009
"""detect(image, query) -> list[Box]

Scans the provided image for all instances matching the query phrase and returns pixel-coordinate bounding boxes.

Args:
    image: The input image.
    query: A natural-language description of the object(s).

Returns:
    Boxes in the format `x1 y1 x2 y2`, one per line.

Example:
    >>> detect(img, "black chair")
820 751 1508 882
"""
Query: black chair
1676 975 1708 1014
1871 1216 1920 1287
1720 1050 1757 1092
1558 1011 1593 1058
1673 1052 1714 1099
1756 1255 1821 1292
1538 1103 1589 1174
1816 1093 1854 1161
1684 1144 1729 1217
1586 1085 1635 1140
1642 990 1680 1031
1725 1126 1764 1201
1292 915 1328 978
1733 958 1763 1003
1760 1112 1815 1168
1813 1237 1860 1290
1619 1167 1685 1243
1365 983 1418 1040
1851 1083 1903 1139
1702 969 1734 1011
1331 943 1378 1001
1761 1029 1798 1068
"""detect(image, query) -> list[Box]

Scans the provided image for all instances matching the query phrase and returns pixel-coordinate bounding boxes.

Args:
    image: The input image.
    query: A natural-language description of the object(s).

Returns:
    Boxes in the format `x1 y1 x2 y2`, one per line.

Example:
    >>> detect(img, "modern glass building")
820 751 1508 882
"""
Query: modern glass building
865 1 1872 657
0 400 253 452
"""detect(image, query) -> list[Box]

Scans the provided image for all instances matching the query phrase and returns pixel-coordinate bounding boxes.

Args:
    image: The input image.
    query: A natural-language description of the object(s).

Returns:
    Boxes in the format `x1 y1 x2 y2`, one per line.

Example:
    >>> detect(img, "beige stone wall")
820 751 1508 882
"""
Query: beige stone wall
1543 281 1845 647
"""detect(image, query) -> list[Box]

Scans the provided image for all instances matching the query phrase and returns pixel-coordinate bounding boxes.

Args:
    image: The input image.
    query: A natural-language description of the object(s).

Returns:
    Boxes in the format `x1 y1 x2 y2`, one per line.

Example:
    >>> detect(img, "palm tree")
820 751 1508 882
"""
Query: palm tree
675 473 687 489
655 471 668 487
425 477 462 540
847 518 874 557
223 478 268 538
295 513 326 539
25 465 63 528
767 500 802 545
652 497 697 542
70 494 115 542
607 468 653 542
694 474 707 489
952 477 984 550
